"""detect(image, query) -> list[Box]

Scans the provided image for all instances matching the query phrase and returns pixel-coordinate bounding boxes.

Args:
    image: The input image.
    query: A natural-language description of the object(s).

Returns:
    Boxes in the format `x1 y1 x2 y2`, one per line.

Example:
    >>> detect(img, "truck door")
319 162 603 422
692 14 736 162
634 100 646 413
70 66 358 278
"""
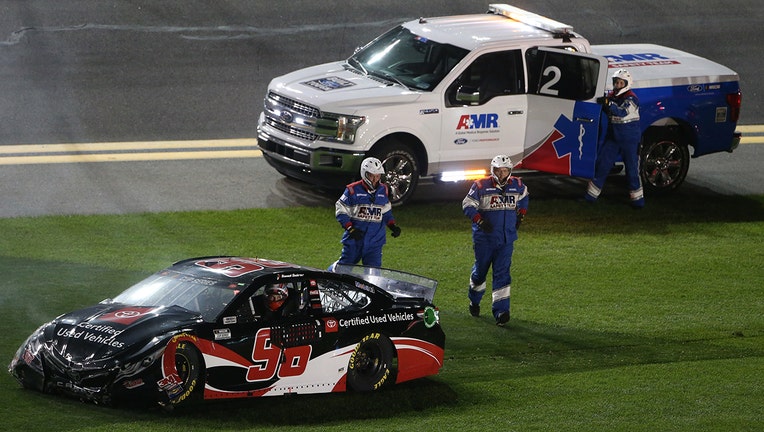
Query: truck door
439 50 527 174
520 47 608 178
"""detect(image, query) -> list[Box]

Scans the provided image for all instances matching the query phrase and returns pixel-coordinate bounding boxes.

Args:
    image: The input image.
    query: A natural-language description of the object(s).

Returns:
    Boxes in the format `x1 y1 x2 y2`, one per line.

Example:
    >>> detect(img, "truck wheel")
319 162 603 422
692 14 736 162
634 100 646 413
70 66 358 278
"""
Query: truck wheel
639 134 690 193
346 333 396 392
371 142 420 206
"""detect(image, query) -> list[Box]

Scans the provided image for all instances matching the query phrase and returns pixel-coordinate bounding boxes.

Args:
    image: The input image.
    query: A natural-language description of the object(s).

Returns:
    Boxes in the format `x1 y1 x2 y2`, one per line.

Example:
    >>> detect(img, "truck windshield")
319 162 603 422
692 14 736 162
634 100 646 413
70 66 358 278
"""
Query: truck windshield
348 26 469 91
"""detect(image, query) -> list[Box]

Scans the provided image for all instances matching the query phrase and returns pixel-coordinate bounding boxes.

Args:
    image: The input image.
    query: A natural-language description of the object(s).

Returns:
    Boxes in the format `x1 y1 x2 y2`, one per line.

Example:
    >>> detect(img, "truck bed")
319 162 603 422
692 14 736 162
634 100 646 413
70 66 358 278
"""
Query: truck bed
591 44 739 87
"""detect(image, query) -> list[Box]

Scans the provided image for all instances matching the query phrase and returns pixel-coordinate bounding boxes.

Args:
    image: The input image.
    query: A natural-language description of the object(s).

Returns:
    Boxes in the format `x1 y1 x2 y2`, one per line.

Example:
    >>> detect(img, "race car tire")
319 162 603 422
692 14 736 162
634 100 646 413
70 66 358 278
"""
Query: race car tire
347 333 396 392
370 139 420 207
639 128 690 193
171 341 204 406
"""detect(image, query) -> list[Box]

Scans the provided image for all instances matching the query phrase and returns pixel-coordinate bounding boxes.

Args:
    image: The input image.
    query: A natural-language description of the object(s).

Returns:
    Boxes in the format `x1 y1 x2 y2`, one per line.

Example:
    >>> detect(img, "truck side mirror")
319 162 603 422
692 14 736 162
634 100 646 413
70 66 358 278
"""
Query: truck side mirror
456 85 480 105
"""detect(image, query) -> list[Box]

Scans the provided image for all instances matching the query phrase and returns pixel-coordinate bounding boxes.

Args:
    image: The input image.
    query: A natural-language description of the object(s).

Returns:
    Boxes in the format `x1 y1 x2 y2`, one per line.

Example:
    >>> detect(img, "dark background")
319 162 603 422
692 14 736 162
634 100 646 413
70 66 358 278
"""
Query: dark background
1 0 759 144
0 1 761 216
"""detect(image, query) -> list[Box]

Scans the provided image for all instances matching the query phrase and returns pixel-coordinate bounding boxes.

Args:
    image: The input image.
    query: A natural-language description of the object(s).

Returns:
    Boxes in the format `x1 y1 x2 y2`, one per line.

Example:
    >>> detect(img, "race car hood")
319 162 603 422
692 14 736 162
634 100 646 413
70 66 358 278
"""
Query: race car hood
43 303 200 363
269 61 422 113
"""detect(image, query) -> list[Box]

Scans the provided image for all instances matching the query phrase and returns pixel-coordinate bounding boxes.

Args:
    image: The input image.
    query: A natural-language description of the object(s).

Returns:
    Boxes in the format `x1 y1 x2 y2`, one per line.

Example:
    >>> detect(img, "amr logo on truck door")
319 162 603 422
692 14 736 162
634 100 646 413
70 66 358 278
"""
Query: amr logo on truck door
520 47 608 179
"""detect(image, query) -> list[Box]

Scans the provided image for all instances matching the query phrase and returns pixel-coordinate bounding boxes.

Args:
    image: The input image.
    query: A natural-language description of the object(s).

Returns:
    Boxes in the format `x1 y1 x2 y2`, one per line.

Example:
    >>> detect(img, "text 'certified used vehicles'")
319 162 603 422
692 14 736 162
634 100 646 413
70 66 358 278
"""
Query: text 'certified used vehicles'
9 257 445 409
257 3 742 205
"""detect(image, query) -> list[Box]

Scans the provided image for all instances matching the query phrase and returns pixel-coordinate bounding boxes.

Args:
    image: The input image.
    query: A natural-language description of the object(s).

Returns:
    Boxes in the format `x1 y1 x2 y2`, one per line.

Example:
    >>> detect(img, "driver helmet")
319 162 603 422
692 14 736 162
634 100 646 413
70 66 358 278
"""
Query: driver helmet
265 284 289 311
490 154 513 187
612 68 632 96
360 157 385 190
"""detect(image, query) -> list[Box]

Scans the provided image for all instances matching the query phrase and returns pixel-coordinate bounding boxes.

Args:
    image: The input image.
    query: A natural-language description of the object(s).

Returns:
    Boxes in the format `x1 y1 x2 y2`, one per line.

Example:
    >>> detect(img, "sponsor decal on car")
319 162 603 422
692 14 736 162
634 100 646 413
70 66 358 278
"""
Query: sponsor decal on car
56 322 127 349
339 312 414 328
214 328 231 340
97 307 156 325
122 378 145 389
323 317 339 333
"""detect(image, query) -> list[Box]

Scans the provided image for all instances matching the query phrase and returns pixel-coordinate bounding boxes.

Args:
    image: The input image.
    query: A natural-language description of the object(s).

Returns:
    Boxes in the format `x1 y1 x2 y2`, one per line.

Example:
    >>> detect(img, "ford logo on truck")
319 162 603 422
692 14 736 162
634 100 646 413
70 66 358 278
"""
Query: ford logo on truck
279 110 294 124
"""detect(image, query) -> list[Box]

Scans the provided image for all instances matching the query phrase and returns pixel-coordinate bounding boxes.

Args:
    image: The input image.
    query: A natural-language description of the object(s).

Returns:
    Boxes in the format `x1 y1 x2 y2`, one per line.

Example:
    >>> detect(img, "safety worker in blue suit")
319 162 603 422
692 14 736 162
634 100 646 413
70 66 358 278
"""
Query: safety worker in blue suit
329 157 401 270
462 155 529 326
585 68 645 208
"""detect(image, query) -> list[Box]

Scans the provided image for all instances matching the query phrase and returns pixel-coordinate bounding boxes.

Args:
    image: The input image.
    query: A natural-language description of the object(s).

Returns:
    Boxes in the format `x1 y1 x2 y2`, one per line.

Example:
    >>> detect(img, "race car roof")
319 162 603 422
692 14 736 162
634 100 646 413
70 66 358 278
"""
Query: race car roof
171 256 313 283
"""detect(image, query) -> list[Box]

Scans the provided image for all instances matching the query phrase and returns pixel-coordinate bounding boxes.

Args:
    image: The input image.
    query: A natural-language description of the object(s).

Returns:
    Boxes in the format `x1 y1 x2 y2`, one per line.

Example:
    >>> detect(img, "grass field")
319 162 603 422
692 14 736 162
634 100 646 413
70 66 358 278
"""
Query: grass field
1 189 762 431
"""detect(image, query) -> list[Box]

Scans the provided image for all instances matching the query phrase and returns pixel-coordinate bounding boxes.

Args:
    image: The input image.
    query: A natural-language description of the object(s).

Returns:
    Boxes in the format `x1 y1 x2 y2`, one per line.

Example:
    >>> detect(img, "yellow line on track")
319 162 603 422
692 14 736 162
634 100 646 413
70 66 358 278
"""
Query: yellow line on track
738 125 764 144
0 127 761 166
738 125 764 134
0 150 263 165
0 138 260 154
0 138 263 165
741 137 763 144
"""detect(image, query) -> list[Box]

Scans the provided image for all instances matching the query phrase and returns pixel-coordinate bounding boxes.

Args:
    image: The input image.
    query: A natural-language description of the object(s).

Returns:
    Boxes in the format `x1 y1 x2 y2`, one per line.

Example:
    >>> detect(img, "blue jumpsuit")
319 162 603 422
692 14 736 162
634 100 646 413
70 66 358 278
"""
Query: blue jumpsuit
332 180 396 268
462 176 529 320
585 90 644 207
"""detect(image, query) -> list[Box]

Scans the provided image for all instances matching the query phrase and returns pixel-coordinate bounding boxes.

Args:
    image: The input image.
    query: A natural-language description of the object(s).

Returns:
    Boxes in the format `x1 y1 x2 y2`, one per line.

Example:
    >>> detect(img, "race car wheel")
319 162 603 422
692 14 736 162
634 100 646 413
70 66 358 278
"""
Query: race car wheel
171 342 204 406
639 130 690 193
371 140 420 206
347 333 396 392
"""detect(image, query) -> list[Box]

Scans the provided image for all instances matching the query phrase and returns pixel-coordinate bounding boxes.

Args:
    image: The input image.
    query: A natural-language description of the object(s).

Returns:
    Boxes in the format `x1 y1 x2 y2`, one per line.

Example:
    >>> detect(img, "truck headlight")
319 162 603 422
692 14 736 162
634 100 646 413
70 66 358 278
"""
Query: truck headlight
317 114 366 144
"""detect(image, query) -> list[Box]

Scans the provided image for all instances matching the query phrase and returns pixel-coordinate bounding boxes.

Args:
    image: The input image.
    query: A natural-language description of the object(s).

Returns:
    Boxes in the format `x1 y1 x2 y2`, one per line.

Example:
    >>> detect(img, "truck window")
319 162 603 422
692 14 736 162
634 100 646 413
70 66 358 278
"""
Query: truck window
447 50 524 106
525 48 600 100
348 26 469 91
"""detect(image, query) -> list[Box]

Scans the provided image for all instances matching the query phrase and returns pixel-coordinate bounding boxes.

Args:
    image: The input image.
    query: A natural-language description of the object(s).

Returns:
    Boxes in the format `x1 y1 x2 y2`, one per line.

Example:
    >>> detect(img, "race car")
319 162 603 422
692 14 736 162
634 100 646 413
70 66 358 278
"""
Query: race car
9 256 445 408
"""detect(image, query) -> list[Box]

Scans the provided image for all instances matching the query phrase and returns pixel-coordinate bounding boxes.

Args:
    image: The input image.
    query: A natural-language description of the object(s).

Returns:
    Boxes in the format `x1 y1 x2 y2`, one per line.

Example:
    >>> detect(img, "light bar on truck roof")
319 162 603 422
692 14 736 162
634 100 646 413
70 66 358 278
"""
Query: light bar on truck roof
488 4 573 35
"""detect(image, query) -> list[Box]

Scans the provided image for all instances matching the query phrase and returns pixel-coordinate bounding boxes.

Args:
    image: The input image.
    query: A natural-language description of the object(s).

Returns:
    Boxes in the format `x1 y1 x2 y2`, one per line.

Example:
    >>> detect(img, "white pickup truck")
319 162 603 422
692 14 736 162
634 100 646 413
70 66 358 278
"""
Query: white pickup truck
257 4 742 205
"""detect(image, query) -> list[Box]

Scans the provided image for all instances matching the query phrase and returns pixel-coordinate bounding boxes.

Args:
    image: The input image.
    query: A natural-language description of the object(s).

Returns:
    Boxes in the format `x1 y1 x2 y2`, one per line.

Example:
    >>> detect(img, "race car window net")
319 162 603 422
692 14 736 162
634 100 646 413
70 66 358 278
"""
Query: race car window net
315 279 371 314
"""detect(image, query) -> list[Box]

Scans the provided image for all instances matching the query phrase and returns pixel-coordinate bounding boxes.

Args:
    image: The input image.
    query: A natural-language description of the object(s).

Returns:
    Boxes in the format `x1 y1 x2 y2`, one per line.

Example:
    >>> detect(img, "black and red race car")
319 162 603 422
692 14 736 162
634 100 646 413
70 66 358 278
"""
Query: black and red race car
9 257 445 408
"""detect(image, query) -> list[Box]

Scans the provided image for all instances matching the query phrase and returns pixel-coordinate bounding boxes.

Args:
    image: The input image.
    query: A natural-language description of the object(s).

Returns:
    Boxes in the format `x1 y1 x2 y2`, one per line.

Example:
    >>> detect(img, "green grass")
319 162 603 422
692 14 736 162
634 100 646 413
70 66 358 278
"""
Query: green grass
1 192 763 431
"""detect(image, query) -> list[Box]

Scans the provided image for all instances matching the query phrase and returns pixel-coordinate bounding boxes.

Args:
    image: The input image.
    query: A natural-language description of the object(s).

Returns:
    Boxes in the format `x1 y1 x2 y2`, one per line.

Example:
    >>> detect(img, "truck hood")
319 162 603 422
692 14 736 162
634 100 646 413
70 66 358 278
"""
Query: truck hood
44 303 200 364
270 61 423 113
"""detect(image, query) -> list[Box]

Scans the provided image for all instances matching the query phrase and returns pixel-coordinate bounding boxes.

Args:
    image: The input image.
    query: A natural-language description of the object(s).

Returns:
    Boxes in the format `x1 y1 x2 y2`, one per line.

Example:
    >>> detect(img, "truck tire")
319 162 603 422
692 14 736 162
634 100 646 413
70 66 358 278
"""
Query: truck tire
639 131 690 193
371 140 420 206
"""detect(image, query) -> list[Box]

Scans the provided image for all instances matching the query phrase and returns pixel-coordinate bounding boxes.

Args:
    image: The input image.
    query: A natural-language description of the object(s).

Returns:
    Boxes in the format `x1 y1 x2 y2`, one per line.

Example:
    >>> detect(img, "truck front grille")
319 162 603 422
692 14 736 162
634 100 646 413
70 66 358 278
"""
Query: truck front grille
264 117 318 142
267 92 321 118
264 91 324 143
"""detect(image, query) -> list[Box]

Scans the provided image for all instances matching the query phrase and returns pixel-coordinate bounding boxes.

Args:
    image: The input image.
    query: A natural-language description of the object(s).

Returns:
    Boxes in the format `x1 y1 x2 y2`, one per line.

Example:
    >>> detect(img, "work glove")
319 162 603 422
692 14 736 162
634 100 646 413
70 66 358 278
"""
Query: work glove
596 96 609 105
476 217 493 233
516 208 527 230
388 223 401 238
347 226 364 241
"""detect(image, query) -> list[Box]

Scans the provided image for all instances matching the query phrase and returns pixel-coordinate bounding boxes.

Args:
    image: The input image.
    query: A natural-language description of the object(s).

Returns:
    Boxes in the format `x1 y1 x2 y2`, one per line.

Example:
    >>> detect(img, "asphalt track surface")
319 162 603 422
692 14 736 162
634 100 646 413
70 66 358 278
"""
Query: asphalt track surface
0 1 762 217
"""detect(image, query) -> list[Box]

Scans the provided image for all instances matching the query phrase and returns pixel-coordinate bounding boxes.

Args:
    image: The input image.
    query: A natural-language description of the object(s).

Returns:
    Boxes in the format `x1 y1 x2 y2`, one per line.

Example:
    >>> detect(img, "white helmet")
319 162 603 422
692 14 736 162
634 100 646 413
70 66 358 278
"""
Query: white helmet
490 154 513 186
360 157 385 189
612 68 632 96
